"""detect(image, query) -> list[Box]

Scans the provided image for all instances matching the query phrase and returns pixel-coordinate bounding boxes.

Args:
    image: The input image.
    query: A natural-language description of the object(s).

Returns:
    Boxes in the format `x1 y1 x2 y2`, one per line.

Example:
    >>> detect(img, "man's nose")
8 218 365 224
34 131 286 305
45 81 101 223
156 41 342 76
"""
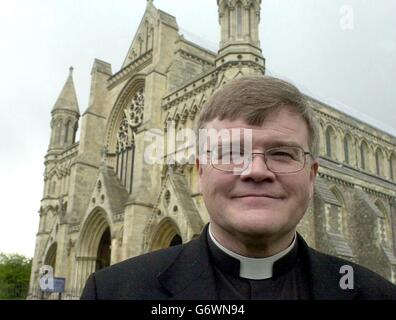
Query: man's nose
239 154 276 182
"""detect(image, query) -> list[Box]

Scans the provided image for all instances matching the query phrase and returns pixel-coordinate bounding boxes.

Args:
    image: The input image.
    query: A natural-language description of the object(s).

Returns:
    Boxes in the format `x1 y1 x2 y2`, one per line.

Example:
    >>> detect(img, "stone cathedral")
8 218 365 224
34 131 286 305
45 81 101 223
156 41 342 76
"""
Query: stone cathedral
29 0 396 299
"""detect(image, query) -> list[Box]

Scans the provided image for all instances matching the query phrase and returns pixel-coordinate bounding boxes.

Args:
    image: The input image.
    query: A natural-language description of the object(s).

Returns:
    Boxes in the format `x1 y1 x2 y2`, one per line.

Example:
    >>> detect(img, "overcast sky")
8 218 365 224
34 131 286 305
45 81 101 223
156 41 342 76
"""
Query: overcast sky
0 0 395 258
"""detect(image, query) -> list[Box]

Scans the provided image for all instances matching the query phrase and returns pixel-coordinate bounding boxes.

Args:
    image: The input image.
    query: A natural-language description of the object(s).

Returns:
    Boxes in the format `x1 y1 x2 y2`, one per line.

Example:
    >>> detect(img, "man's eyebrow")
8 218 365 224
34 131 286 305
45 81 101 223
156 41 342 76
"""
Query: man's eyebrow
213 139 304 149
263 140 303 148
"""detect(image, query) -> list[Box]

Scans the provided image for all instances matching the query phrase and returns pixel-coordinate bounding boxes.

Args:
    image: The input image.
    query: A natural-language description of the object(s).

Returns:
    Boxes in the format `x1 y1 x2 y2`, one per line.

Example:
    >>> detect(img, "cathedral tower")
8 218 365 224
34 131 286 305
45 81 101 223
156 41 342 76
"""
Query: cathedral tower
48 67 80 152
216 0 265 80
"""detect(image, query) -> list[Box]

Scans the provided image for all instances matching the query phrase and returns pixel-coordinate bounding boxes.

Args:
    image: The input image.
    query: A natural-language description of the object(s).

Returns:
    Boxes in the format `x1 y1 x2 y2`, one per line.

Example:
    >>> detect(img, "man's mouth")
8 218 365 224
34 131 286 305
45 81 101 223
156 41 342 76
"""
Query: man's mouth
233 194 282 199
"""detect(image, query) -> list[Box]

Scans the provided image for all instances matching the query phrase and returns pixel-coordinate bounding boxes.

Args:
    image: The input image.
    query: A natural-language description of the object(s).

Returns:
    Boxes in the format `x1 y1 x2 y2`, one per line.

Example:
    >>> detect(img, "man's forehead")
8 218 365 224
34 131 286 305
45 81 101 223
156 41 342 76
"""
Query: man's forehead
201 116 309 147
204 110 306 129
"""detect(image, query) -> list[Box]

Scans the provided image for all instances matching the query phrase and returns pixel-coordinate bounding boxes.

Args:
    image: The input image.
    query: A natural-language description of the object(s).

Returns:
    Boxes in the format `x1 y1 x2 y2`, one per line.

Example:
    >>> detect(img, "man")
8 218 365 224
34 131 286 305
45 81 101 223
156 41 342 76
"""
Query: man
81 76 396 299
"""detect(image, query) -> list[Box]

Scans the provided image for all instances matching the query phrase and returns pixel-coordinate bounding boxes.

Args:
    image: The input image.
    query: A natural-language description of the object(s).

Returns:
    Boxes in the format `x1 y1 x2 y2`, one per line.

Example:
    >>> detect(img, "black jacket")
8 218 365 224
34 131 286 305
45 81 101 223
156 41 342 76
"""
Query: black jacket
81 225 396 300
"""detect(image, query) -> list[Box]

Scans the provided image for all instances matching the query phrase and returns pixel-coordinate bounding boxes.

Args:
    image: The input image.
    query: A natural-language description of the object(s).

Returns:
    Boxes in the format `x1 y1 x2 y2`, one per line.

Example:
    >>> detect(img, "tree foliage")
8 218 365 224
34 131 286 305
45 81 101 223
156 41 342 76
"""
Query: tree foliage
0 253 32 300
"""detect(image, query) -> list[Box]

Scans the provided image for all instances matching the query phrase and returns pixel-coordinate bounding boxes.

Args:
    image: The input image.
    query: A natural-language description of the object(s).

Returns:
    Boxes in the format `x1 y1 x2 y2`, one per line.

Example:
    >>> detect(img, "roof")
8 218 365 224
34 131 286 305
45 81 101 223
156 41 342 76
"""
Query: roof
52 67 80 115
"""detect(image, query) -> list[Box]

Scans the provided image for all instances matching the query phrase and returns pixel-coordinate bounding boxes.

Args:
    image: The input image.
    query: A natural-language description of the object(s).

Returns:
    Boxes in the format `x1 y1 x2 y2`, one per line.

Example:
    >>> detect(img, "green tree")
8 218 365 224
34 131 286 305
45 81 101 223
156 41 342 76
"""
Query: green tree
0 253 32 300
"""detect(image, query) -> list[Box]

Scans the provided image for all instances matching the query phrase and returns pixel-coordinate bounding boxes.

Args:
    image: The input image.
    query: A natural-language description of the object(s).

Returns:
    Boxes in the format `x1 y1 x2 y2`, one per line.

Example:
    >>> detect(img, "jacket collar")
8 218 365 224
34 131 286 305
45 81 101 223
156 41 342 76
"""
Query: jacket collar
297 234 360 300
157 224 218 300
158 224 360 300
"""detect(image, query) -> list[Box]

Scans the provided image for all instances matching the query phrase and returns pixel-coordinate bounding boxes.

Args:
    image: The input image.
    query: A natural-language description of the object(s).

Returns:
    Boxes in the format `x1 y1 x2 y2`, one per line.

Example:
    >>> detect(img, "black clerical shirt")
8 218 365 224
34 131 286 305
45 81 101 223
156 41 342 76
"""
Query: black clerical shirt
207 230 311 300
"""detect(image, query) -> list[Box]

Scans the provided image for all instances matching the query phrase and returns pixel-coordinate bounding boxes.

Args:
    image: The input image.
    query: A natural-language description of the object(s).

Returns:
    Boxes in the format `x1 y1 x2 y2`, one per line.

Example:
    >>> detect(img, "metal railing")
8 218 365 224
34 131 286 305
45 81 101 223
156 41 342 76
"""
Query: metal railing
28 286 81 300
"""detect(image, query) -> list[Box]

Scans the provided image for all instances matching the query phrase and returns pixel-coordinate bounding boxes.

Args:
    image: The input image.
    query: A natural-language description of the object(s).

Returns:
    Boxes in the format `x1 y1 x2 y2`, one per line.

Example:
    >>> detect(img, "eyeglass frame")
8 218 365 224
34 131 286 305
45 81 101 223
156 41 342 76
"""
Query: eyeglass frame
205 145 313 175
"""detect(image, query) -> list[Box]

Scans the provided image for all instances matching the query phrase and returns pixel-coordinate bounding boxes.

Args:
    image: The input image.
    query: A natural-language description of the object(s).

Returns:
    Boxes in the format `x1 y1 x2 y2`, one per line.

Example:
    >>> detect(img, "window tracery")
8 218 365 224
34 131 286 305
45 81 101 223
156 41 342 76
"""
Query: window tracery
115 88 145 193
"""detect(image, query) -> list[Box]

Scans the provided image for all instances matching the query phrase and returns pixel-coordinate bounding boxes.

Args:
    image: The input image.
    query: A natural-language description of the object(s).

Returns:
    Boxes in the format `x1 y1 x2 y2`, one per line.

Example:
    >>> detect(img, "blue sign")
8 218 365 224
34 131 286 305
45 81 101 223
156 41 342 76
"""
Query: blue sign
53 277 66 293
41 277 66 293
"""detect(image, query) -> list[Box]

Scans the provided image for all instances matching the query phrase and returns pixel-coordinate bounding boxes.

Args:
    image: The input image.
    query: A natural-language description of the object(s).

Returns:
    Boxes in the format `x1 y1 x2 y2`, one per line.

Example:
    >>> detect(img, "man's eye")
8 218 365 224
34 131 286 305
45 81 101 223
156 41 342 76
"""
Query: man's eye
270 151 295 159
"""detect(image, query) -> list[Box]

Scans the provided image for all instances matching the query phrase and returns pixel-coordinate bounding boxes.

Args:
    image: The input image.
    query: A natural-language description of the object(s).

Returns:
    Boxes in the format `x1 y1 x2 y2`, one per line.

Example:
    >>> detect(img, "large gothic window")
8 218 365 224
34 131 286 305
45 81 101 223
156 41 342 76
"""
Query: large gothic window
115 88 144 193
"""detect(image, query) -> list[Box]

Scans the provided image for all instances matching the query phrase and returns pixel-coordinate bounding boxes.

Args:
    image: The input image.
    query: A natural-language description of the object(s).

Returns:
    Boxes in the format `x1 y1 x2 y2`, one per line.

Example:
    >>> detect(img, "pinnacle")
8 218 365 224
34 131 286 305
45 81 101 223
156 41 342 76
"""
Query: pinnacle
52 67 80 114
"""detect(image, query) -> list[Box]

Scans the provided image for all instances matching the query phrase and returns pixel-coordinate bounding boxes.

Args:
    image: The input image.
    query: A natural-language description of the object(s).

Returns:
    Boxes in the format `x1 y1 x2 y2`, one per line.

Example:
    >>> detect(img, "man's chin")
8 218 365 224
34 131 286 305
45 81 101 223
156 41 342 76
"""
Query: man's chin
228 216 285 238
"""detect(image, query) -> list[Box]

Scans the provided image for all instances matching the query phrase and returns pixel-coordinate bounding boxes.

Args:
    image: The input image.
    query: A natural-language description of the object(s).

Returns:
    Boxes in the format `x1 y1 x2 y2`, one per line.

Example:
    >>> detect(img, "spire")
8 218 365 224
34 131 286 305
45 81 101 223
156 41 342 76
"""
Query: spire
52 66 80 115
48 67 81 152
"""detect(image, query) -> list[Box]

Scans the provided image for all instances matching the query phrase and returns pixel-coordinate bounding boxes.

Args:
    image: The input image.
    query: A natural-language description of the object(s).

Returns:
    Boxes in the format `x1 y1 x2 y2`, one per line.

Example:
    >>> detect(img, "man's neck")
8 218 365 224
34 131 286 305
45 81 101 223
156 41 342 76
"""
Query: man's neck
209 223 296 258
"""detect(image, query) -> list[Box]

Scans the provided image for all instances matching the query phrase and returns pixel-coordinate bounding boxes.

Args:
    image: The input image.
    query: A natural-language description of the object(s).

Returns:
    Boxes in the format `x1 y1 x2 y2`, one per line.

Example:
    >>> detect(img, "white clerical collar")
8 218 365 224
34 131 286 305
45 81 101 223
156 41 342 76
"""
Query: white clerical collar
208 224 297 280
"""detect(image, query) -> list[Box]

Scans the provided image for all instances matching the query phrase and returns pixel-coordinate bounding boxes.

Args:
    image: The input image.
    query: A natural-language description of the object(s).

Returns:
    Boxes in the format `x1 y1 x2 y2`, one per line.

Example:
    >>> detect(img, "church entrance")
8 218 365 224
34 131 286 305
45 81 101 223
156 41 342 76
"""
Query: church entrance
169 234 182 247
150 218 183 250
95 227 111 271
44 242 57 273
75 209 112 297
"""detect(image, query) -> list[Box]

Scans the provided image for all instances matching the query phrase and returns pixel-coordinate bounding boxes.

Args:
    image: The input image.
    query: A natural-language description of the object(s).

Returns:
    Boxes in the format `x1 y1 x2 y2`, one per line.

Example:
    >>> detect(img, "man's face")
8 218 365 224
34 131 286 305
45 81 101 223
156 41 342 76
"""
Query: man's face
197 108 318 241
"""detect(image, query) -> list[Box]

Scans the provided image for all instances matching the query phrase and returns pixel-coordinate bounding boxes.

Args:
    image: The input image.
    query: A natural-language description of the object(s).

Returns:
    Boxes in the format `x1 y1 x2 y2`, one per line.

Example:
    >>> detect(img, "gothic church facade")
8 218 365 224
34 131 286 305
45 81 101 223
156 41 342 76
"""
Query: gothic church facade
29 0 396 299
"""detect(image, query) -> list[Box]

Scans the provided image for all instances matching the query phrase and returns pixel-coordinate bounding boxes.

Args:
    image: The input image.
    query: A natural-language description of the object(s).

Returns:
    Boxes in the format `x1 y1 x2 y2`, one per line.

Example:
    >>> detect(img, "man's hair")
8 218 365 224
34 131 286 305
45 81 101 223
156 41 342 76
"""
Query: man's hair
196 76 320 159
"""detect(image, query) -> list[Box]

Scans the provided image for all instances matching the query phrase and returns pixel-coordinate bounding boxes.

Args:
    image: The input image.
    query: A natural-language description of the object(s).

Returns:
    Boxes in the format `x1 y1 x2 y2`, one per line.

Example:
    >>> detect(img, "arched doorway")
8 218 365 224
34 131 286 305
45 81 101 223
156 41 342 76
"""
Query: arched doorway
96 227 111 271
151 218 182 251
44 242 57 274
169 234 182 247
75 209 112 295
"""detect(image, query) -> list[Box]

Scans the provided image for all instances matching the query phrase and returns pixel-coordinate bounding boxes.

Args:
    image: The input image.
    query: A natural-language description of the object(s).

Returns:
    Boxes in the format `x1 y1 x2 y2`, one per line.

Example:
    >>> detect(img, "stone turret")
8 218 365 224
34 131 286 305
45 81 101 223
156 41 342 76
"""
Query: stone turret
216 0 265 79
48 67 80 152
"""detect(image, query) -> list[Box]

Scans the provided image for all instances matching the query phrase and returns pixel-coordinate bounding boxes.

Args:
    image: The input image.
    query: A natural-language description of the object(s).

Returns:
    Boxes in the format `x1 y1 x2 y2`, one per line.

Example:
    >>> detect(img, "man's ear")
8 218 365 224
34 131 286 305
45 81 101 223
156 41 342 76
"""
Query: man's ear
309 160 319 199
311 161 319 178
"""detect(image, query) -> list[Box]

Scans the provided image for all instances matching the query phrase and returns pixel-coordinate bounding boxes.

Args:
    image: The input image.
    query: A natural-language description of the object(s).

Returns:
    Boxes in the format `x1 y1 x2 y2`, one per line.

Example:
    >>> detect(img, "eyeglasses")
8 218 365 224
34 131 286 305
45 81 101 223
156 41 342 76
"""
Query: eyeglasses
207 146 312 174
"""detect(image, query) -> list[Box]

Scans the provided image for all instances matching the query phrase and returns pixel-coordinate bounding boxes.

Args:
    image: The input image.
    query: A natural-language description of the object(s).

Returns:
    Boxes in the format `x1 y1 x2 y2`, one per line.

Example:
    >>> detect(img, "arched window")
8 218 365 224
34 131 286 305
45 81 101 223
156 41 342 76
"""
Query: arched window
325 126 336 158
328 187 345 235
390 153 396 181
64 120 71 144
375 148 385 177
343 134 351 164
360 141 369 170
56 119 63 146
